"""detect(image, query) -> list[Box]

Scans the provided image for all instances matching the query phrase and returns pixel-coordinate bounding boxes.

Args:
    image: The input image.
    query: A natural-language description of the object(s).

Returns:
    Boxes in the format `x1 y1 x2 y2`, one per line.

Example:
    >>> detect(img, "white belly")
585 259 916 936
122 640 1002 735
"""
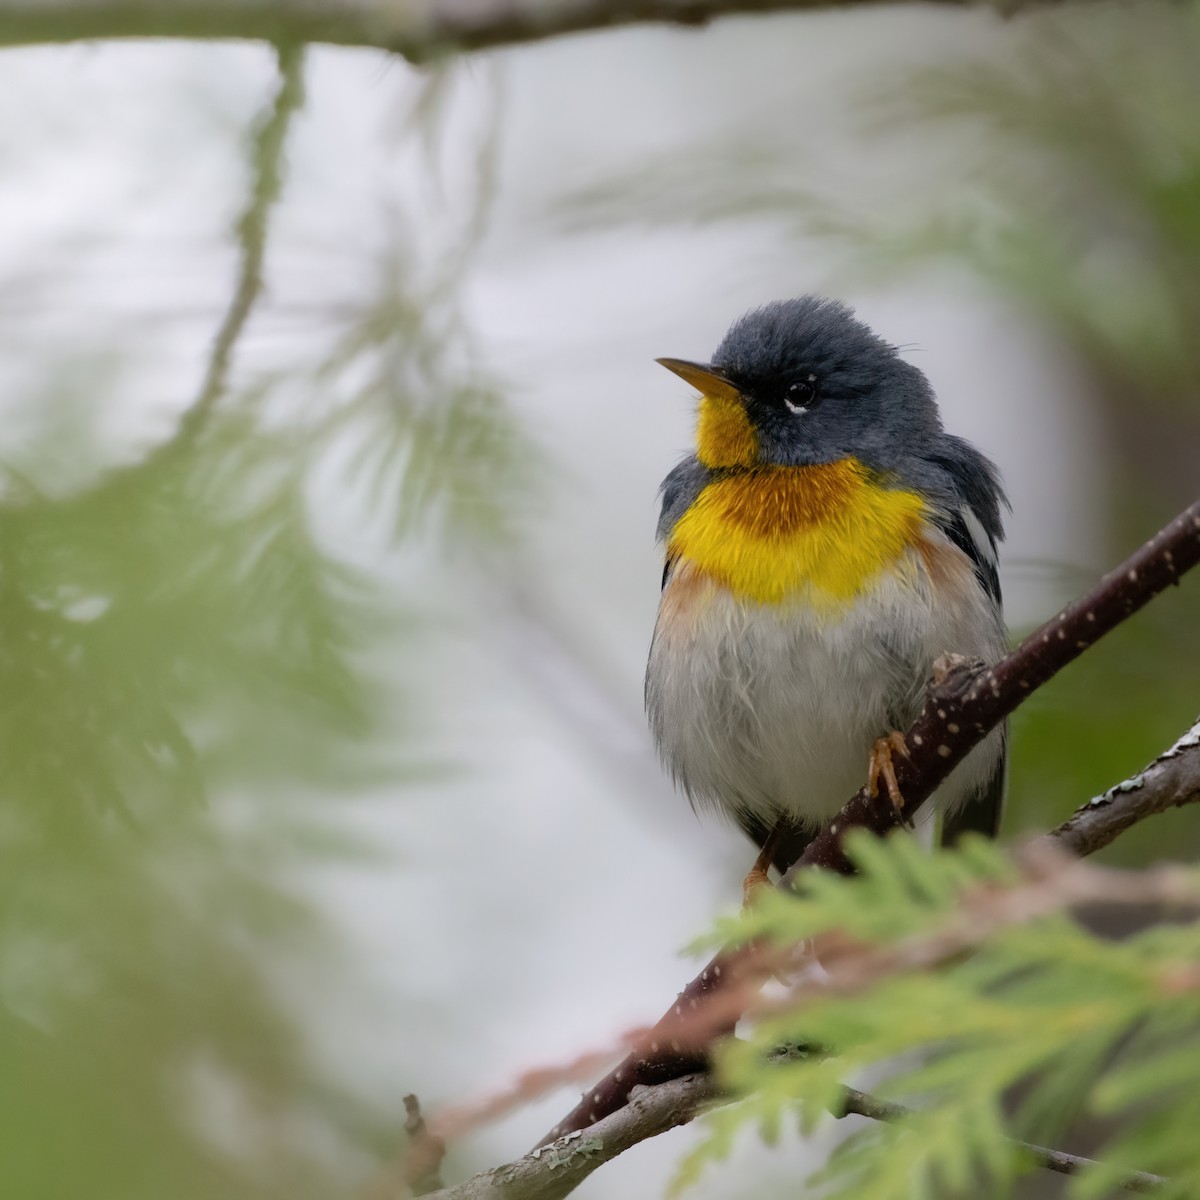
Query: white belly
645 543 1005 829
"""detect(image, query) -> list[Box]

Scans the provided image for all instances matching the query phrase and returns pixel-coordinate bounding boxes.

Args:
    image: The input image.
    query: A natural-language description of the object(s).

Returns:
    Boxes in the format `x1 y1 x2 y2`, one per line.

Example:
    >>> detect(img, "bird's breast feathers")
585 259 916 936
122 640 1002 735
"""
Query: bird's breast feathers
649 459 1006 824
666 457 930 607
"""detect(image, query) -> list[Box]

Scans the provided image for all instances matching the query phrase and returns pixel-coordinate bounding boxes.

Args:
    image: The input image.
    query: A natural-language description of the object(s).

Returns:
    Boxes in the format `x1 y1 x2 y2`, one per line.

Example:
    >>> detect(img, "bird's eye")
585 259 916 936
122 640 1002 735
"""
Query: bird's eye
783 376 817 414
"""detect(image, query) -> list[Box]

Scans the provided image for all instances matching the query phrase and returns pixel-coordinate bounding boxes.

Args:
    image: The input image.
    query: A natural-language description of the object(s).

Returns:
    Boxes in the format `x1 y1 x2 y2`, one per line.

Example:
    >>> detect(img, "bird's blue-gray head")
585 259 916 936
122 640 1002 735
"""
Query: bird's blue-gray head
658 296 941 472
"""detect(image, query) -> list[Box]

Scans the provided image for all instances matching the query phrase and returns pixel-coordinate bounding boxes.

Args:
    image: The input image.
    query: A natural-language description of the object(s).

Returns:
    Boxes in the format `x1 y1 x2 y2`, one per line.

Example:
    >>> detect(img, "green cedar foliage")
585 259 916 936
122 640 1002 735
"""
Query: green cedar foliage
675 832 1200 1199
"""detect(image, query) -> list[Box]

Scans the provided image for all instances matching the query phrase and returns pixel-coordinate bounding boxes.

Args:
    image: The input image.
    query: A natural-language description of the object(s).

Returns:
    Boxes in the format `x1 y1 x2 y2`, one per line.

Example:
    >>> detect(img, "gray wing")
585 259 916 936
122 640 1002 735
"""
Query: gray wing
922 433 1006 605
923 434 1009 842
655 455 712 589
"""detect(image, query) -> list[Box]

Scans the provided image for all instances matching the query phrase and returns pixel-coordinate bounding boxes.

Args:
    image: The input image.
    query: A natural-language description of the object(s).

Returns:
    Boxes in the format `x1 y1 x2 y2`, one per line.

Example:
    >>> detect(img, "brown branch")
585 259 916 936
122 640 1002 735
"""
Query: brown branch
419 1074 718 1200
0 0 1104 63
544 496 1200 1145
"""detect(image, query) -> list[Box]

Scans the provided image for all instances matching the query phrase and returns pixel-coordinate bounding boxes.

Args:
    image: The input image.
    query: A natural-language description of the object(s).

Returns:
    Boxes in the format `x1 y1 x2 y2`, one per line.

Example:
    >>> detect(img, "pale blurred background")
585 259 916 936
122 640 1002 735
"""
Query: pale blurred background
1 6 1197 1198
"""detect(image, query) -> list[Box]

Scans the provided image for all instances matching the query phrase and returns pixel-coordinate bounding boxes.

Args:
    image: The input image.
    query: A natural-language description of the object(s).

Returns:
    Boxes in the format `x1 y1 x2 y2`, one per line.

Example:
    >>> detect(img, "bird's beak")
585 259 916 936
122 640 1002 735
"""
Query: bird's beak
656 358 743 403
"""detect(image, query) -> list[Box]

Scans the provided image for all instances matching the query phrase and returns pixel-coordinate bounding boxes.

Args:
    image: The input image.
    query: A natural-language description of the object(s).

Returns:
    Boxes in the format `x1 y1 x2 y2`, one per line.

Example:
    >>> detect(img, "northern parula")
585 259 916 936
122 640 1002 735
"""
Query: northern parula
645 296 1008 874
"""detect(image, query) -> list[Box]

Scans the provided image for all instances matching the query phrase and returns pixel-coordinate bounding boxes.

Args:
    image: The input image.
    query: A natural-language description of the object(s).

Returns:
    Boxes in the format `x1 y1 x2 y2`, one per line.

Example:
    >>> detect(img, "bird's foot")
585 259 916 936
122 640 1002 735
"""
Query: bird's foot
742 861 772 908
867 731 910 814
742 818 787 909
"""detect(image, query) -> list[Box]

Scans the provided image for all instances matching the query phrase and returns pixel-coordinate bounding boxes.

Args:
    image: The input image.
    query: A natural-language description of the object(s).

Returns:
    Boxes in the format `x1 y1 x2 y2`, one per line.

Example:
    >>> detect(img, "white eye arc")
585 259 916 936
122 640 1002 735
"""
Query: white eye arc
783 374 818 415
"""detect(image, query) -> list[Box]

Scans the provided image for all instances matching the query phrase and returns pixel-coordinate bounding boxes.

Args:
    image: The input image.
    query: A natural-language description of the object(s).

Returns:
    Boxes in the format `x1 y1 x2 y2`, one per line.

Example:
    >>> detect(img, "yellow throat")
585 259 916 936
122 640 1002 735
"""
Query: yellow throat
671 395 926 606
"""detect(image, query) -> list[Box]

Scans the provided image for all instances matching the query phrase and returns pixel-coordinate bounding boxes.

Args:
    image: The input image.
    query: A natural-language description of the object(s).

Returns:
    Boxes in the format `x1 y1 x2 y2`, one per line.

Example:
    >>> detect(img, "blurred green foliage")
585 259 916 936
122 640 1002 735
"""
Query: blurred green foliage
312 243 527 548
0 52 524 1200
866 10 1200 416
0 412 386 1198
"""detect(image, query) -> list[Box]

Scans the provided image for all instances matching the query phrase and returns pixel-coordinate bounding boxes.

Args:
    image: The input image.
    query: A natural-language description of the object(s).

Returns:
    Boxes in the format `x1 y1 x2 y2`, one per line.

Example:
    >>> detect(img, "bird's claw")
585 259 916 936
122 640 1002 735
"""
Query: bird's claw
742 863 772 909
867 731 910 813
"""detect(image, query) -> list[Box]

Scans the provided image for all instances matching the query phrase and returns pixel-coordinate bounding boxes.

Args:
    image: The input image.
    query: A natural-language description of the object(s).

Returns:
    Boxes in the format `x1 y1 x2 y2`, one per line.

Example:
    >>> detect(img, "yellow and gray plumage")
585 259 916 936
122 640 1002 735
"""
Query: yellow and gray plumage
645 297 1008 869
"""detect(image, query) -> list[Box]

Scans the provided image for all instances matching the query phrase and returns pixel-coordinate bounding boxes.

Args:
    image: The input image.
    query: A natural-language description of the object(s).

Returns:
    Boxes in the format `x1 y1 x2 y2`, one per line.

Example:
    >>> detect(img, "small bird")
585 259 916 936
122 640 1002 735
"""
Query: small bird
645 296 1008 879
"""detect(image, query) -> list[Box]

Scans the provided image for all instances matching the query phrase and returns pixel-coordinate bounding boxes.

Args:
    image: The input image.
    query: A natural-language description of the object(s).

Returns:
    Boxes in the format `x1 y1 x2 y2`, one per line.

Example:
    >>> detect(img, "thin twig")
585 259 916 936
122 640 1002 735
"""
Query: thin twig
1046 714 1200 858
160 40 306 462
38 40 307 517
404 1094 447 1196
838 1089 1167 1194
